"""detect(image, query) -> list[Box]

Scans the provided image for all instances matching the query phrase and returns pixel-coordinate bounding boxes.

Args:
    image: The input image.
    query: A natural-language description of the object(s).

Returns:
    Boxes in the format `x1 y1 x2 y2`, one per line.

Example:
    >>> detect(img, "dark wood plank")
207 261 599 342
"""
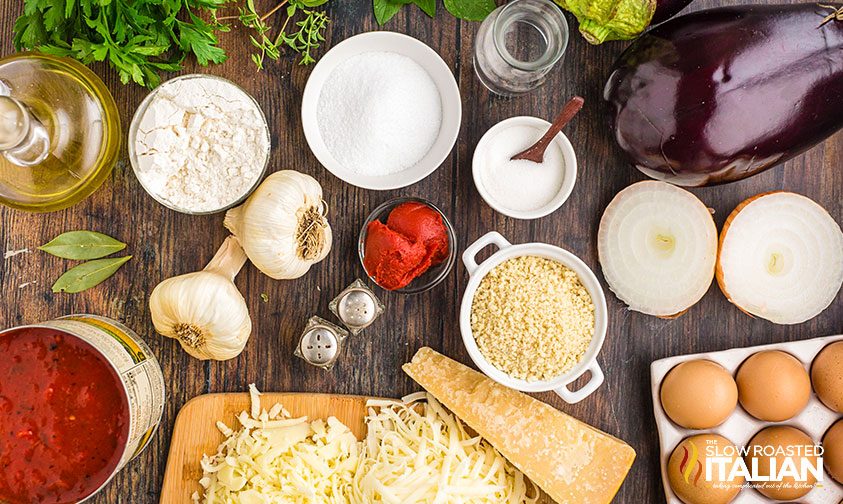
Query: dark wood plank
1 1 841 503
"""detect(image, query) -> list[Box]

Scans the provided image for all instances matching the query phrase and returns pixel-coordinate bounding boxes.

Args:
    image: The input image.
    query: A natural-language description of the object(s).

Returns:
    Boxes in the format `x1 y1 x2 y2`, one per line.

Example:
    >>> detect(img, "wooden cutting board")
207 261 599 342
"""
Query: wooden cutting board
160 392 373 503
161 392 552 503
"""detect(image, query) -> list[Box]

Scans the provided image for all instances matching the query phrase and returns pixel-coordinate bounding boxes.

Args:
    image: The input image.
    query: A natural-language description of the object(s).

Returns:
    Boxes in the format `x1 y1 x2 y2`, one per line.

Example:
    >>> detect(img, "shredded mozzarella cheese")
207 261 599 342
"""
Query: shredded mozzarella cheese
194 387 536 504
352 393 538 504
193 386 359 504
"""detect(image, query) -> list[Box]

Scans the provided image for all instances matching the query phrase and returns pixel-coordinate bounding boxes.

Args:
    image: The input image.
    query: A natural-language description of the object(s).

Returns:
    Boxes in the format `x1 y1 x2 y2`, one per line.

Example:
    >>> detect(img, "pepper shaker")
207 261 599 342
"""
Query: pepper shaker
329 279 384 335
294 316 348 369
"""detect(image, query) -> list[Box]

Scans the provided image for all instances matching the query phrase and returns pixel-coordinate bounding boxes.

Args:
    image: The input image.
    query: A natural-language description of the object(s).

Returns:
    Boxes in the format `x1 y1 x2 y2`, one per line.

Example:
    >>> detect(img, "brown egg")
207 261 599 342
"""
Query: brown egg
667 434 744 504
812 341 843 412
745 426 819 501
736 351 810 421
824 419 843 484
661 360 738 429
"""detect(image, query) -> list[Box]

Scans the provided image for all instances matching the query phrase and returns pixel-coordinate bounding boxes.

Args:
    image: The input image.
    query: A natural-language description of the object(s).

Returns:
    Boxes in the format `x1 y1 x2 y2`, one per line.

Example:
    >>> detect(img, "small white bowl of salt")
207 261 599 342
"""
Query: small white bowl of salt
301 32 461 190
472 116 577 220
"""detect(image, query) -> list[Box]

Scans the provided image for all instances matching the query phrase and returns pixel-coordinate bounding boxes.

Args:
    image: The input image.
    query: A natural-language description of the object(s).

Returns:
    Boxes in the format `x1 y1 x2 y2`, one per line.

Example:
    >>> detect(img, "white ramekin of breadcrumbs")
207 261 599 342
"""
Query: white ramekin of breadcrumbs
460 231 608 403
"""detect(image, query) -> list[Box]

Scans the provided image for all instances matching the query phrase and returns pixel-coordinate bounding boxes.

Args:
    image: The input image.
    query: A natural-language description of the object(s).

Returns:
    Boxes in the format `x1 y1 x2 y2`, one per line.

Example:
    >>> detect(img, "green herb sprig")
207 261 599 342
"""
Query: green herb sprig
219 0 330 70
373 0 495 24
13 0 331 87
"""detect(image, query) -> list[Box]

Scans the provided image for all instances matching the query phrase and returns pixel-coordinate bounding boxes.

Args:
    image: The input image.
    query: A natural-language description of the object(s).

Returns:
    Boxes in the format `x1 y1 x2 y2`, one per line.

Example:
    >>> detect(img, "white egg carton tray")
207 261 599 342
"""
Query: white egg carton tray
650 334 843 504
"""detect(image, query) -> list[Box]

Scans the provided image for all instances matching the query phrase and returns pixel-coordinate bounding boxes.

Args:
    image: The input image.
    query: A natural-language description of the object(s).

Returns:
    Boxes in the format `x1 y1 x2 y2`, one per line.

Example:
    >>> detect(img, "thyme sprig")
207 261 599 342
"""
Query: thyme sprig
219 0 330 70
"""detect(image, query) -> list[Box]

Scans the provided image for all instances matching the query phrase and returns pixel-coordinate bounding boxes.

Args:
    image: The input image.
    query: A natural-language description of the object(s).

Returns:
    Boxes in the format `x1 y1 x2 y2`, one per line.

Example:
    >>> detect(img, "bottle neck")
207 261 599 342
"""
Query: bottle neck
0 95 50 166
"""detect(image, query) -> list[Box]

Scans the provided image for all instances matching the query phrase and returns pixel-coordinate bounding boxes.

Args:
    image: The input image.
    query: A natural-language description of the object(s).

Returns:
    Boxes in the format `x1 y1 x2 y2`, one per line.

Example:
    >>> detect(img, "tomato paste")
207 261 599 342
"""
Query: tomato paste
363 201 449 290
0 327 130 504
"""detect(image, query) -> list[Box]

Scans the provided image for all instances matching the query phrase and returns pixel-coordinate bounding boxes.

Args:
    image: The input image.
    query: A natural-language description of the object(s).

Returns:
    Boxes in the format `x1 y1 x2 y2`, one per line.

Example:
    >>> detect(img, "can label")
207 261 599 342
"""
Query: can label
42 315 166 469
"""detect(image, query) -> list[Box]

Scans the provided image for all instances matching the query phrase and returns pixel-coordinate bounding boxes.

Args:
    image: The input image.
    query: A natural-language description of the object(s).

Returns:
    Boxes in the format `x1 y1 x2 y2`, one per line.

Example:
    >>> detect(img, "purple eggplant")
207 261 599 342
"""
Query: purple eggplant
604 3 843 186
651 0 695 25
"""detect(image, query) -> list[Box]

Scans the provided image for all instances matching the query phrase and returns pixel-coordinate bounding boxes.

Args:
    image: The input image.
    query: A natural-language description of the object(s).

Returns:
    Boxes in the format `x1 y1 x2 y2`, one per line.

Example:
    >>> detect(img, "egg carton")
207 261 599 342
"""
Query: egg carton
650 335 843 504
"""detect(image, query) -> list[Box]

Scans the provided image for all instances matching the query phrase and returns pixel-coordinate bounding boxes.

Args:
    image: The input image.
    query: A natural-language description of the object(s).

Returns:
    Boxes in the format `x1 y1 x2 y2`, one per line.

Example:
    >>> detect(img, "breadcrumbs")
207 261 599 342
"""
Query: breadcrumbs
470 256 595 382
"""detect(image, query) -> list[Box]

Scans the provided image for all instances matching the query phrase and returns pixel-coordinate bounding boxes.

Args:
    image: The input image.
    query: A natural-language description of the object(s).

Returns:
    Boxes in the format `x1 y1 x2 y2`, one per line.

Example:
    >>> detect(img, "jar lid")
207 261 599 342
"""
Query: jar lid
0 97 27 150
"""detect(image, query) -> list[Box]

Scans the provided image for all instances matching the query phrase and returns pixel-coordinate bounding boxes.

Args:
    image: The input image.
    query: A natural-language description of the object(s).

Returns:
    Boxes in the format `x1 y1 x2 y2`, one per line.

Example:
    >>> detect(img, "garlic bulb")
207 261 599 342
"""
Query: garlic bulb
224 170 332 280
149 236 252 360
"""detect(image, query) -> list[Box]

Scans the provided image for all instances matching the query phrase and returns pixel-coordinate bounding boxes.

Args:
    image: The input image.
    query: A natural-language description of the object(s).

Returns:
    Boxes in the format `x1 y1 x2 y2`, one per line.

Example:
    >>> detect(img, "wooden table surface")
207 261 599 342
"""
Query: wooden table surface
1 1 841 503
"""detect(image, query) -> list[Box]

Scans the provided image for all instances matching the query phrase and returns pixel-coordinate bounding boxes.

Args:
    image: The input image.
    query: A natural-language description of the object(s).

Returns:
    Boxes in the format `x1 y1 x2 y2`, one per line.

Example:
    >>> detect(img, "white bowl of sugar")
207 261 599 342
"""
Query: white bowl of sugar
301 32 461 190
472 116 577 220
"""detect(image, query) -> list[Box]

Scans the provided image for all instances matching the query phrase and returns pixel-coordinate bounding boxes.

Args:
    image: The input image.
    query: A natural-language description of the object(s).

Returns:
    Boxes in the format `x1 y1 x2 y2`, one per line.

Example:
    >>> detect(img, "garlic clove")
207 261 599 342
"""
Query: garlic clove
149 237 252 361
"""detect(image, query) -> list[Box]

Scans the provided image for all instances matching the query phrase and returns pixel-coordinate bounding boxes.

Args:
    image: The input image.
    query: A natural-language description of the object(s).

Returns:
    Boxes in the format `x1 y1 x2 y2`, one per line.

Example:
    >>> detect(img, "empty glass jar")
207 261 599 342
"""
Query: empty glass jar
473 0 569 96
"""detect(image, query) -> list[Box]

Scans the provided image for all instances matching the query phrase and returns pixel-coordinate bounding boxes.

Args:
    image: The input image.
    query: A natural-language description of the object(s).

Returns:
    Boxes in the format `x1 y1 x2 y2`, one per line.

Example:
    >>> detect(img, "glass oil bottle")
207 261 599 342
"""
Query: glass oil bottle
0 53 121 212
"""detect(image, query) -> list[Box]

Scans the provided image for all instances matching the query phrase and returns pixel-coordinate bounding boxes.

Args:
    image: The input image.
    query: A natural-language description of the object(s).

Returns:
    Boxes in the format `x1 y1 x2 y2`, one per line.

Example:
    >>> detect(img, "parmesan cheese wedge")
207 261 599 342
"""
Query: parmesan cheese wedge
403 347 636 504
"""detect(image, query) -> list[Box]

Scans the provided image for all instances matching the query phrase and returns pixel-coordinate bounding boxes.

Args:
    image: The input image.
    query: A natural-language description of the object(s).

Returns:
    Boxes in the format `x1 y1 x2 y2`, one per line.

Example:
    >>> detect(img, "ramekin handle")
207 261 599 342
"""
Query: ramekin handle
462 232 512 276
553 361 604 404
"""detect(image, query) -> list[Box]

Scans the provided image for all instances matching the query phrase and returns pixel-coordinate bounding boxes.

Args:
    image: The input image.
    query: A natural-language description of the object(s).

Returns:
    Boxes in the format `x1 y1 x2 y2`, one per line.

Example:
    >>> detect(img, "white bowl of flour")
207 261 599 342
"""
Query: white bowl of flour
301 32 461 190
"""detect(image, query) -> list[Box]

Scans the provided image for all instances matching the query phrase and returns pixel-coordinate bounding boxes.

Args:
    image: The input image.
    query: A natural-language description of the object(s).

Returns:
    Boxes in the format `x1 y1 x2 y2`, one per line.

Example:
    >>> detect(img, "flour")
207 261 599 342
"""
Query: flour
317 52 442 176
133 76 269 213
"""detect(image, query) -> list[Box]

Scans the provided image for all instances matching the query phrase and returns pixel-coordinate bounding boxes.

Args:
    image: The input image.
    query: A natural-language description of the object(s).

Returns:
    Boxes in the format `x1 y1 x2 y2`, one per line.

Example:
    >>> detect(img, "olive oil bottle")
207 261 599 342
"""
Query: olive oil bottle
0 53 120 212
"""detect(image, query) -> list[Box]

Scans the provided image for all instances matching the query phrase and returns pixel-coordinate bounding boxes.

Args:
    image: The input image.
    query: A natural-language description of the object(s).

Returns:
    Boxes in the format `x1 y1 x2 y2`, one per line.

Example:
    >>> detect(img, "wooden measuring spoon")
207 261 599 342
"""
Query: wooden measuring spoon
510 96 584 163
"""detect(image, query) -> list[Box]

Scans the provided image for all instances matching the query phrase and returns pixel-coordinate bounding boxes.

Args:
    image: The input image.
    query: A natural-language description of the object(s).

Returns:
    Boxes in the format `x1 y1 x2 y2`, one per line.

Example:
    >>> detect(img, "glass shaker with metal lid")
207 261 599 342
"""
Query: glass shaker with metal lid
0 53 121 212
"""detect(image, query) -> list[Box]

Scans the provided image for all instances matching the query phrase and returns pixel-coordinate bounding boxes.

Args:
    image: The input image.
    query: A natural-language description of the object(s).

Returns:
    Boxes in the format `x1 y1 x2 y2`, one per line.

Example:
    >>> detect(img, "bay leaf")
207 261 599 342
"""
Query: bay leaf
51 256 132 293
39 231 127 260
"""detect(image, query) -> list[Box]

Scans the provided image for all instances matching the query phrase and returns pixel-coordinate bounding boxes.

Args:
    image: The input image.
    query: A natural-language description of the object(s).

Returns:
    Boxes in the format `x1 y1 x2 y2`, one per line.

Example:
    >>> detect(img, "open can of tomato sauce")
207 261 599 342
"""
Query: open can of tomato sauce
0 314 165 503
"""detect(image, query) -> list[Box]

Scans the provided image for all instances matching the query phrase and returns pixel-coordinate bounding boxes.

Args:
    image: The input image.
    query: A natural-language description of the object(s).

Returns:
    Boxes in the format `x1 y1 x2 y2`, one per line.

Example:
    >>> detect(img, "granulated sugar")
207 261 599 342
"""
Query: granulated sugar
317 52 442 176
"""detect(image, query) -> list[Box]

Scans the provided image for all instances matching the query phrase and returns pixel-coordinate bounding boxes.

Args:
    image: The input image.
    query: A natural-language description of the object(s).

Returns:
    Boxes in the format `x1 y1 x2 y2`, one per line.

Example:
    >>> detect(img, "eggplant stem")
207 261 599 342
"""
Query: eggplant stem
818 4 843 27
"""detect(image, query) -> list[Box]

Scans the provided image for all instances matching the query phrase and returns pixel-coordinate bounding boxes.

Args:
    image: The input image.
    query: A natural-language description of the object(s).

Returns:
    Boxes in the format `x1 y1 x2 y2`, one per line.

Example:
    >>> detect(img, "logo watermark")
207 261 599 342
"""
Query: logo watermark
677 438 825 492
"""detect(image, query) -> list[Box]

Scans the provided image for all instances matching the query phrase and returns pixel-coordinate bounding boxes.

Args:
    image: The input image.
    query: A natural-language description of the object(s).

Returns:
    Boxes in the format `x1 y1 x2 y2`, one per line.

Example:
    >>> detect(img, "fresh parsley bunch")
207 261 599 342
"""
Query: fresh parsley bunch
373 0 496 24
13 0 332 88
14 0 230 88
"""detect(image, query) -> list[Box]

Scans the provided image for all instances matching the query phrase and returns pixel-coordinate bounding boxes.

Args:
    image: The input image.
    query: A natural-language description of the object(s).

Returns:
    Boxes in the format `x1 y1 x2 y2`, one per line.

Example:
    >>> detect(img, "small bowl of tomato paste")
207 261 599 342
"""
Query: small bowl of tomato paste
0 315 165 504
359 197 457 294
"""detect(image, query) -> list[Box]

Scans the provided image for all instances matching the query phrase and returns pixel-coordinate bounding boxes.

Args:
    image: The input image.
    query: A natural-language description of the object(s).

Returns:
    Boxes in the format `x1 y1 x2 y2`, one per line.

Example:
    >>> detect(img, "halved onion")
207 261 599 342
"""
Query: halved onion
598 181 717 318
717 192 843 325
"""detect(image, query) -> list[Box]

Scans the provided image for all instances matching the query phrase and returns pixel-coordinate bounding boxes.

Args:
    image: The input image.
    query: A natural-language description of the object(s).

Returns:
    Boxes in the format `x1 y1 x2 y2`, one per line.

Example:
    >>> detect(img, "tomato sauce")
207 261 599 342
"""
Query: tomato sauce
0 327 130 504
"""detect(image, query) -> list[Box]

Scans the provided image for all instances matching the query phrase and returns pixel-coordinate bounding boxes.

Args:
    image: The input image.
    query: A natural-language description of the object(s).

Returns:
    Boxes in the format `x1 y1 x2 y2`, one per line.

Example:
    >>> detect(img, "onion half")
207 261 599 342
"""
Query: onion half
598 181 717 318
717 192 843 325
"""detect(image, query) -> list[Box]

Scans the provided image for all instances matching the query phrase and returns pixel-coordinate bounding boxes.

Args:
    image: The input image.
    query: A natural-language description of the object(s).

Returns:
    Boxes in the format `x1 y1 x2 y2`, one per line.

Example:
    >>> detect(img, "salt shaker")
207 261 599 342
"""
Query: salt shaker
329 279 384 335
294 316 348 369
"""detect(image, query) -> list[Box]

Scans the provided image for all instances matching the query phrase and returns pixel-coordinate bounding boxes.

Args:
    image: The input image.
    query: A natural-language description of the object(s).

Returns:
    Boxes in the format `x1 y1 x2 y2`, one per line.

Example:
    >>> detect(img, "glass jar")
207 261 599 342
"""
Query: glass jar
473 0 569 96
